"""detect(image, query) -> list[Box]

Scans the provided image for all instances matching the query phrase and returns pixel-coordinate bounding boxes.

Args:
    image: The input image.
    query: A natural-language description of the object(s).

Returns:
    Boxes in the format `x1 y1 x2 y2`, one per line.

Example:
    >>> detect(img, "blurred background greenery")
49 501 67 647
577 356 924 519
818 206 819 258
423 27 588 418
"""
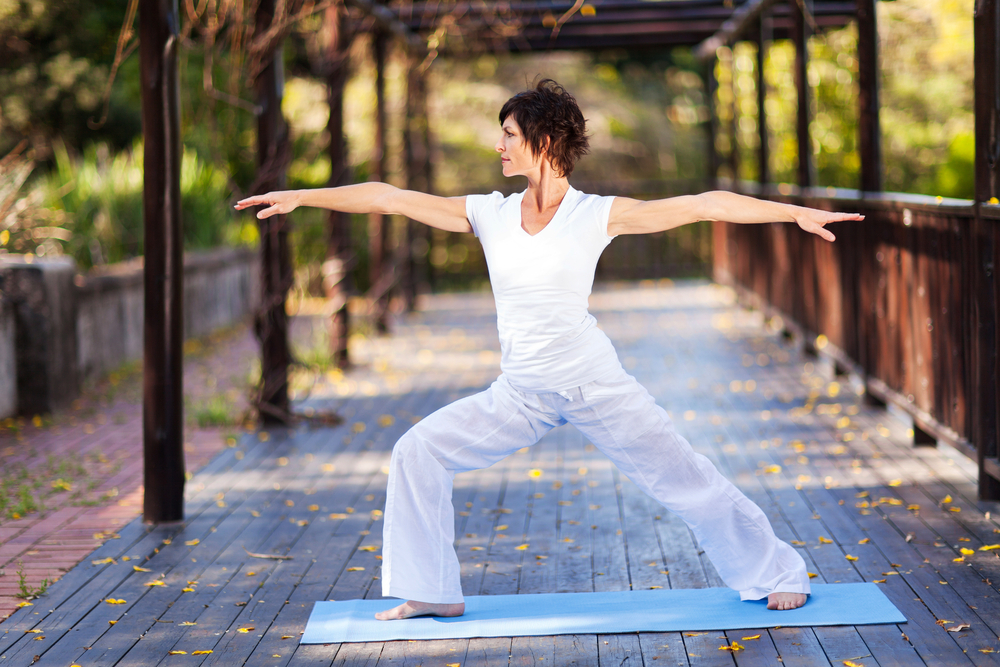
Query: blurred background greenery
0 0 974 290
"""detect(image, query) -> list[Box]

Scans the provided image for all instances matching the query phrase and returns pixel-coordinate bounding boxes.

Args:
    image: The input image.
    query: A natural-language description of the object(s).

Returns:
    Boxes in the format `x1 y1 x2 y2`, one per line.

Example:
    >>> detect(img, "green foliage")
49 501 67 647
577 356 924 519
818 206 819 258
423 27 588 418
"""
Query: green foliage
4 141 252 268
720 0 972 198
0 0 138 157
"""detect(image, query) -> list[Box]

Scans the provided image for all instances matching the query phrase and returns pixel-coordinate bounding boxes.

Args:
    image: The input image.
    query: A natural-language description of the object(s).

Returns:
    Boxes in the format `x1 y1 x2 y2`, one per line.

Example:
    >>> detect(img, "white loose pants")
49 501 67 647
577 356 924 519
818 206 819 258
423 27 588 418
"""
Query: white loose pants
381 369 810 604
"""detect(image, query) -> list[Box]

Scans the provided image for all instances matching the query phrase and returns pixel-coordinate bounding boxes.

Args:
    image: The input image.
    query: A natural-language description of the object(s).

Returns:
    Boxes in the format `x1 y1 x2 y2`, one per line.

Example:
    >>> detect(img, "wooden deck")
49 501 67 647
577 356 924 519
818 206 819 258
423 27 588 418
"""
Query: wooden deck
2 280 999 666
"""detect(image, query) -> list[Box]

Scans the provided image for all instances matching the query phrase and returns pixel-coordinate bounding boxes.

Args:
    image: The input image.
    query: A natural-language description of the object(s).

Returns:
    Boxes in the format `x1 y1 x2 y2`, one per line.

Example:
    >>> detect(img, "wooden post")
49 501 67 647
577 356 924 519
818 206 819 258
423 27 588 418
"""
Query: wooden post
255 0 292 424
139 0 185 522
368 31 390 333
973 0 1000 500
705 57 720 189
324 0 352 368
976 0 1000 202
756 15 771 185
403 55 426 312
792 0 813 188
856 0 882 192
728 47 740 182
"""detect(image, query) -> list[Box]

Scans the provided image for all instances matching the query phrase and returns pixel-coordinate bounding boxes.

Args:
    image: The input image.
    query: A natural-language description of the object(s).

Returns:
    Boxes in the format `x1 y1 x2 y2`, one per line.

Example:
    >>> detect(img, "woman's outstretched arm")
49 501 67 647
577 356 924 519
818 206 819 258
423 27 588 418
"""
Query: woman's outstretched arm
607 190 864 242
234 183 473 233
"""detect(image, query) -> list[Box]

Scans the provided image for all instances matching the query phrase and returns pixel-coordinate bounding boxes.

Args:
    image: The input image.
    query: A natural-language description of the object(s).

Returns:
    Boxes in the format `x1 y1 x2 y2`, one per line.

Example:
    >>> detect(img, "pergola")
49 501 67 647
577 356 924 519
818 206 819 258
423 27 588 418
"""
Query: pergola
138 0 1000 525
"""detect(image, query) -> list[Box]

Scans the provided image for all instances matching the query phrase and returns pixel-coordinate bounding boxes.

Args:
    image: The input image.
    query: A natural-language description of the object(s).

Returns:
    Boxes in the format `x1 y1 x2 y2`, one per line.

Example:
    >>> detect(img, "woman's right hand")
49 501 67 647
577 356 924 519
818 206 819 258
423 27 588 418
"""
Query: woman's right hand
234 190 301 219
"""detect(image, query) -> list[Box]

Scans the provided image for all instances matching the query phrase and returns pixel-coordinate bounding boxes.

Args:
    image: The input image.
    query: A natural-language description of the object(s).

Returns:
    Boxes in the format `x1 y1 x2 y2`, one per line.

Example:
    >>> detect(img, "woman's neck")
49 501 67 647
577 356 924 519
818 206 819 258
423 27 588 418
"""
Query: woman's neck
522 162 569 214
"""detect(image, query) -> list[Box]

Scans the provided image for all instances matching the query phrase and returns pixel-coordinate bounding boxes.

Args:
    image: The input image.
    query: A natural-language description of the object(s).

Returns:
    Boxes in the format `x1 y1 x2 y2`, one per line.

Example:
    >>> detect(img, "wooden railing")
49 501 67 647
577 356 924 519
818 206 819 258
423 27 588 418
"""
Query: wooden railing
713 182 1000 499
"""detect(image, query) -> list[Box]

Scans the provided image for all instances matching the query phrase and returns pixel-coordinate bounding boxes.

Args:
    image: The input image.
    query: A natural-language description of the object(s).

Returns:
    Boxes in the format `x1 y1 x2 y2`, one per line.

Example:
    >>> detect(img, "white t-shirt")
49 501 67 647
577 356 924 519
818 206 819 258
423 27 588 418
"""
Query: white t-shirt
465 186 623 393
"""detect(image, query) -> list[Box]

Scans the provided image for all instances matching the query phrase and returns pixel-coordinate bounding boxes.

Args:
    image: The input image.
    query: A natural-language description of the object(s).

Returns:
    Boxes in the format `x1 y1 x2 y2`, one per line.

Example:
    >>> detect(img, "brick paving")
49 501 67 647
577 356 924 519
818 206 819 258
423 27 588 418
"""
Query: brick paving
0 325 259 621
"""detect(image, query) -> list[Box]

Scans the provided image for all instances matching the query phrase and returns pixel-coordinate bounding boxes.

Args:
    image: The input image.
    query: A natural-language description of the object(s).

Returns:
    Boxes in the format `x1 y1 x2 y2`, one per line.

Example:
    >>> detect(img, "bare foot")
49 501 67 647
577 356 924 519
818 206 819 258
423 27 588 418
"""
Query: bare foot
767 592 807 610
375 600 465 621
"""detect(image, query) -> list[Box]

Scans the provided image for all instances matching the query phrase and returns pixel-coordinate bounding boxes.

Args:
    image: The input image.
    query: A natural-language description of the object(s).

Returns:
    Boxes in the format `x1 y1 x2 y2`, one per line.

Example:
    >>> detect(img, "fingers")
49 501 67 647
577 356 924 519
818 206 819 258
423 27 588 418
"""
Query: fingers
257 205 282 219
234 195 268 210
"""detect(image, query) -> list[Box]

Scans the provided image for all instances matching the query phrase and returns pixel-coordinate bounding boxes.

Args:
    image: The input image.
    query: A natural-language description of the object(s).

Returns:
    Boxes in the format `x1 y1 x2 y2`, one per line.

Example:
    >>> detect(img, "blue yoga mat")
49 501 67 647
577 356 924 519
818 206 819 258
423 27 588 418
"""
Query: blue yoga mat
300 583 905 643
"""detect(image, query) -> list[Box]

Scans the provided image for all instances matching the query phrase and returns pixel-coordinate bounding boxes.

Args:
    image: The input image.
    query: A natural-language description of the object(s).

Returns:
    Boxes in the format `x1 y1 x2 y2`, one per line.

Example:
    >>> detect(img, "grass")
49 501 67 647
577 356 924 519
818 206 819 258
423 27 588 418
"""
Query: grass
190 394 240 428
14 562 50 600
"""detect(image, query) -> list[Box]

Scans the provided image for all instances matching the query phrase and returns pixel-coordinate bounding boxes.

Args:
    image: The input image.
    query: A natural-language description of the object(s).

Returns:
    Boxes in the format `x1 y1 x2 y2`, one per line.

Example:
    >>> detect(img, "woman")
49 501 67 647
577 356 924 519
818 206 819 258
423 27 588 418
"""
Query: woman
236 79 862 621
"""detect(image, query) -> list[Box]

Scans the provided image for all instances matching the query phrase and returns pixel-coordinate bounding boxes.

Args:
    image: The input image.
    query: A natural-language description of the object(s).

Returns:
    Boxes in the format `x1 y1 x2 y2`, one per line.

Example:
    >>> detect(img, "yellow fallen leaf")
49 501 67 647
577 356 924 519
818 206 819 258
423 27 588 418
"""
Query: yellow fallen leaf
329 513 347 520
168 650 187 655
888 479 902 487
589 504 601 510
845 555 858 561
106 599 127 604
379 414 395 427
807 572 818 579
953 557 965 563
25 629 42 633
145 580 166 587
907 505 920 511
108 620 116 625
844 661 864 667
855 491 869 498
347 567 365 571
358 545 378 552
308 504 320 512
558 501 573 506
950 507 962 513
515 544 530 550
285 500 295 507
819 536 833 544
742 635 761 640
237 626 255 633
874 579 886 583
185 539 200 546
960 548 975 556
92 558 116 565
16 602 32 608
470 546 484 551
979 544 1000 551
790 540 806 546
528 469 543 478
179 622 197 626
936 620 952 626
718 641 744 652
858 538 870 544
246 572 257 576
133 566 151 572
684 632 705 637
980 648 996 653
297 520 309 527
251 510 261 517
281 635 295 639
352 422 366 433
446 663 460 667
942 495 952 503
192 650 213 655
649 585 663 589
182 588 195 592
32 636 44 641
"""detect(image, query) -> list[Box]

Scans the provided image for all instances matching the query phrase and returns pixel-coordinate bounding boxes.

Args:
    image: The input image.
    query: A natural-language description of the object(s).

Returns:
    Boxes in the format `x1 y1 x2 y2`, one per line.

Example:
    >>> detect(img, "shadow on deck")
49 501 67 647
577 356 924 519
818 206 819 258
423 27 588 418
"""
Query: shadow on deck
2 280 999 666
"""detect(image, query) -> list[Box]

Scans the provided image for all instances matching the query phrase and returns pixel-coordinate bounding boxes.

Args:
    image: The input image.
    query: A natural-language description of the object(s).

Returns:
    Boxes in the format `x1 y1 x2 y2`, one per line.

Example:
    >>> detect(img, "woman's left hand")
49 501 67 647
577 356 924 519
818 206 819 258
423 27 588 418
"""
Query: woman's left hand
794 210 865 242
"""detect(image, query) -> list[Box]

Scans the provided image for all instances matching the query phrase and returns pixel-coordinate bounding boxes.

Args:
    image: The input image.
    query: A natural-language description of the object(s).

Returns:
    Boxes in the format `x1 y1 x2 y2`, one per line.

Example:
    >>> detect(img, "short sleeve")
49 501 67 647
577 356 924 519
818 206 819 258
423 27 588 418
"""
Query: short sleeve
597 195 617 241
465 192 503 238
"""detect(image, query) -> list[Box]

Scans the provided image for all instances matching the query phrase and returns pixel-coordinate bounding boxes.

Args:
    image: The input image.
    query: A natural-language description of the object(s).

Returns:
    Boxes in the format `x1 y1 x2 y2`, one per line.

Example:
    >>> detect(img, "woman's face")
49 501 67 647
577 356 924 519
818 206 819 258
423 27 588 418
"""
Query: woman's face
495 117 540 177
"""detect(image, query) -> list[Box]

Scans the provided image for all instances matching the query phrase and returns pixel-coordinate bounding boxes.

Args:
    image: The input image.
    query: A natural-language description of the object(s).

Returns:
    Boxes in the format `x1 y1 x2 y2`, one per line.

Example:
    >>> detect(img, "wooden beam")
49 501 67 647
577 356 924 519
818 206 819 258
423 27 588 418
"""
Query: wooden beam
695 0 781 60
139 0 185 522
856 0 881 192
324 0 352 369
369 30 390 333
255 0 293 424
757 15 770 184
346 0 425 51
792 0 813 188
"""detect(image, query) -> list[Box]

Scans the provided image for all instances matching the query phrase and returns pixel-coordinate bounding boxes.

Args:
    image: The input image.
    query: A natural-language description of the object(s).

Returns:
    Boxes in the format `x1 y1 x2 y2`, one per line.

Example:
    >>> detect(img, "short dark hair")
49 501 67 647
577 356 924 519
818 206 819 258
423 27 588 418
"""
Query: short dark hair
498 79 589 178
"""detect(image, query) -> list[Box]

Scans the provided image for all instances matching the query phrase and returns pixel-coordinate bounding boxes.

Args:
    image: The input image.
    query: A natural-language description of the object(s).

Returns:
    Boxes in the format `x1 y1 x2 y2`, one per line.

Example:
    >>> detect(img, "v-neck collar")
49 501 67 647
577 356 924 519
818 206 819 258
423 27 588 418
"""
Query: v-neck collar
516 186 576 239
